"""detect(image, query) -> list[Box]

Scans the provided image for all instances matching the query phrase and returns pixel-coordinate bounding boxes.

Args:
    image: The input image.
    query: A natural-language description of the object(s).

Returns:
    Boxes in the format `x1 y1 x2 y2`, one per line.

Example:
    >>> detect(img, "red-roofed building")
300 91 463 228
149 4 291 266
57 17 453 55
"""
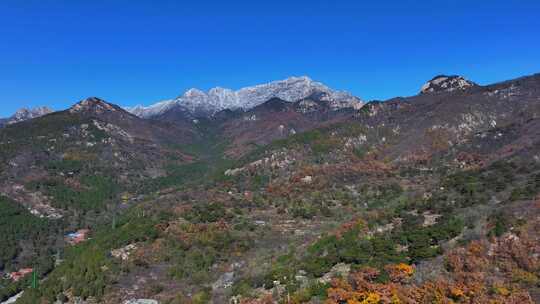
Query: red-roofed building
9 268 33 282
66 229 90 245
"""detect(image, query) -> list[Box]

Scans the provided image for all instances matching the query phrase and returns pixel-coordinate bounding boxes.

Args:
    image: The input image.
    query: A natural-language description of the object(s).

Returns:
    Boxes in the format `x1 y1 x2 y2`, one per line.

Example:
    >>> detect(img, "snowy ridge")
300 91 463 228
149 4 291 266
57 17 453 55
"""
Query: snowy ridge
124 99 177 118
0 106 53 126
126 76 363 118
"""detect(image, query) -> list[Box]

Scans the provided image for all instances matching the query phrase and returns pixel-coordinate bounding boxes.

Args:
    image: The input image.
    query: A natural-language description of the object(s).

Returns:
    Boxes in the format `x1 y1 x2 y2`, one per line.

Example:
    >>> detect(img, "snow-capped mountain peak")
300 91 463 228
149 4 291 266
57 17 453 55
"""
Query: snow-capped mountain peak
0 106 53 126
126 76 363 118
184 88 206 97
12 106 52 121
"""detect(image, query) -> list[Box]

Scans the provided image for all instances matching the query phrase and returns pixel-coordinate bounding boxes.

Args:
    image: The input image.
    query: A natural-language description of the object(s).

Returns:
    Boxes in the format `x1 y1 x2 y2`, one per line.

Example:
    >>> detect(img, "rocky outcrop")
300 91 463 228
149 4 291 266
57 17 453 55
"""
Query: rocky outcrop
420 75 477 94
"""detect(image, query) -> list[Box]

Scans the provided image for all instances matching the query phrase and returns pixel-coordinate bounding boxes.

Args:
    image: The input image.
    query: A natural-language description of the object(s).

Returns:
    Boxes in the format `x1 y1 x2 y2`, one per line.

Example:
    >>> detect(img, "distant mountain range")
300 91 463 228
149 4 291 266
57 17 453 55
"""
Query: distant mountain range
1 72 534 161
124 76 364 118
0 106 52 127
3 74 483 125
0 73 504 158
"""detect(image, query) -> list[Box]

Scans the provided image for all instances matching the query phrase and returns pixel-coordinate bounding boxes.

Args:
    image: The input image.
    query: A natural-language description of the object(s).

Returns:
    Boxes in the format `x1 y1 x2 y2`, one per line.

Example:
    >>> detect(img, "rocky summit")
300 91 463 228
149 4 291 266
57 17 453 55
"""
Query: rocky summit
420 75 477 94
69 97 122 114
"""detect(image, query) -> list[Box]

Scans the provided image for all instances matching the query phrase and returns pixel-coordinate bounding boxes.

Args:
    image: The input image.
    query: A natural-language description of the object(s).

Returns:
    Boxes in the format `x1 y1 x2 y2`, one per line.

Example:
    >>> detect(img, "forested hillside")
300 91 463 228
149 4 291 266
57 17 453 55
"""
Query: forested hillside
1 74 539 303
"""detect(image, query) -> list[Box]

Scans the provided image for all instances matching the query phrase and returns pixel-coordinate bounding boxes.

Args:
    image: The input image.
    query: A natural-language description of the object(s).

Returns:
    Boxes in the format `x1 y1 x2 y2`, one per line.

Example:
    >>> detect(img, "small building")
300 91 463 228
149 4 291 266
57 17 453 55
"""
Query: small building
9 268 33 282
65 229 90 245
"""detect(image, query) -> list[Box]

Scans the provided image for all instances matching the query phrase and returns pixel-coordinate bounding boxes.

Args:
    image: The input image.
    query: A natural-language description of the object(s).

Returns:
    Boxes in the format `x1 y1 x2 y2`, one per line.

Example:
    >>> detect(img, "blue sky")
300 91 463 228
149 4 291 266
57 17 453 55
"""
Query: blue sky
1 0 539 117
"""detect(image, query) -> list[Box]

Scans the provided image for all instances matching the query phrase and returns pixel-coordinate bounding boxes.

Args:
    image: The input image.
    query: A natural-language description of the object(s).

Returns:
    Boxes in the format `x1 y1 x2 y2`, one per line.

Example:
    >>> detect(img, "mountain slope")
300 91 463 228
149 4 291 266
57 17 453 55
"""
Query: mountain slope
359 73 540 165
0 98 209 293
218 94 360 157
0 97 200 220
226 73 540 184
211 73 540 303
2 73 540 304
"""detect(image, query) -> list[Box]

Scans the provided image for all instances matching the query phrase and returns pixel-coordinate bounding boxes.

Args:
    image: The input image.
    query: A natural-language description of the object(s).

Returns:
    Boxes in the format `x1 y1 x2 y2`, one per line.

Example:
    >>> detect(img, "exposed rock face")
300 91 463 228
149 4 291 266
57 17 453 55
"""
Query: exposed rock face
111 244 138 261
123 300 158 304
420 75 477 94
0 106 53 126
69 97 124 115
126 76 363 118
0 291 24 304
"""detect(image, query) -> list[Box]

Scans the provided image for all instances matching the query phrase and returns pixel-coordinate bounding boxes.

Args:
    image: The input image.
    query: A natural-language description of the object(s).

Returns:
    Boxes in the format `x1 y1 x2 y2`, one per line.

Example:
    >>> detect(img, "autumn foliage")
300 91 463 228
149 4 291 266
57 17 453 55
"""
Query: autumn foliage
326 265 412 304
323 232 537 304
